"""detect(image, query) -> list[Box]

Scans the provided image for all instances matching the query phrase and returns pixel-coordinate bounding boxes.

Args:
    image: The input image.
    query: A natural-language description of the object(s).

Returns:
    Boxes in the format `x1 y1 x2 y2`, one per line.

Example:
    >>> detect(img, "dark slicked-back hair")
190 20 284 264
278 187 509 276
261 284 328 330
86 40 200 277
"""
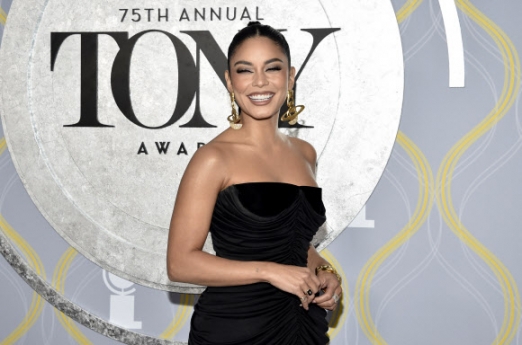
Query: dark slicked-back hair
227 21 291 68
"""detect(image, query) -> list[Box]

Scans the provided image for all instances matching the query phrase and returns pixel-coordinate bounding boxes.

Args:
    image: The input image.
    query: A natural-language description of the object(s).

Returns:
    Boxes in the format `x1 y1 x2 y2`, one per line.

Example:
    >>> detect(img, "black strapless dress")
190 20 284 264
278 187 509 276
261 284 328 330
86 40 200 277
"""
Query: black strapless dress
188 182 329 345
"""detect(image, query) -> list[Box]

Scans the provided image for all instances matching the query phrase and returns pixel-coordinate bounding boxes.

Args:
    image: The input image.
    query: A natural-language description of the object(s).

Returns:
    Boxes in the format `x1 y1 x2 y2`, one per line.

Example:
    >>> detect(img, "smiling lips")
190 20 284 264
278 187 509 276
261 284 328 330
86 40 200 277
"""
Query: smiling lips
248 93 274 103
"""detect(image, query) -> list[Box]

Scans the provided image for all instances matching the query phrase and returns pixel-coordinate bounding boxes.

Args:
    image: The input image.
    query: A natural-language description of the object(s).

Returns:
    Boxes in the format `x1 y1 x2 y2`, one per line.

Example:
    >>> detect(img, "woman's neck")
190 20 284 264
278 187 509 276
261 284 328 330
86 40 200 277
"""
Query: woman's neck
239 113 285 148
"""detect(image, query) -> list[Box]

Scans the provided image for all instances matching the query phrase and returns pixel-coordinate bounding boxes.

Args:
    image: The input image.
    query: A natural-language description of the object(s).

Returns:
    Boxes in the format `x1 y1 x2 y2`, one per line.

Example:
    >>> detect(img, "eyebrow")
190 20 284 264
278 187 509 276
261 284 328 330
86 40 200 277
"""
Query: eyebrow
233 58 284 66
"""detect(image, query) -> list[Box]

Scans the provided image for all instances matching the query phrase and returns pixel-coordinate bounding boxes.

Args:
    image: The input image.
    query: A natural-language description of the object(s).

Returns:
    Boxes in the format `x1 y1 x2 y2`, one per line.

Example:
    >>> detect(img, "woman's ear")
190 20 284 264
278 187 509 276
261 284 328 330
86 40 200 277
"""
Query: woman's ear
288 66 296 90
225 70 233 93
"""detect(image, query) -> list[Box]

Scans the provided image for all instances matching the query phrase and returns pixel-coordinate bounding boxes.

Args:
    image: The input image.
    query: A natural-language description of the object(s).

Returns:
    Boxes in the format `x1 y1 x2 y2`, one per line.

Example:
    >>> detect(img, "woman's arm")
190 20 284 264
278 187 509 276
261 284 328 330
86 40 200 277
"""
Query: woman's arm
167 144 267 285
296 138 343 310
166 144 321 309
307 245 343 310
306 244 330 272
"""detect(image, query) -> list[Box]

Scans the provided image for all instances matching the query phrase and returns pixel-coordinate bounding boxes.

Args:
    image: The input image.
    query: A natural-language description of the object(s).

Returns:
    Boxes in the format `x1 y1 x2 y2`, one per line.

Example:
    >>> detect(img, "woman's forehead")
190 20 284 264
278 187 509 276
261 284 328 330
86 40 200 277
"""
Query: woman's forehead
230 36 288 64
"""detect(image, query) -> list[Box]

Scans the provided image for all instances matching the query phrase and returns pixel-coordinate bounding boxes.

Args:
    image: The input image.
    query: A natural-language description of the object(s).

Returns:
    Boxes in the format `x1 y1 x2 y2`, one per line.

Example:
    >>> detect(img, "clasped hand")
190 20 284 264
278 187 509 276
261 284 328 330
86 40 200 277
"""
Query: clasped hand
266 264 342 311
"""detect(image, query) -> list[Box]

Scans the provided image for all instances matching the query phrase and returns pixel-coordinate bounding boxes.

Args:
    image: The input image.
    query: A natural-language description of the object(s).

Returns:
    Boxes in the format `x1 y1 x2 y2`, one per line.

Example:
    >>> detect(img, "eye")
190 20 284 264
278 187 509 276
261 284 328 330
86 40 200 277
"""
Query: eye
236 69 252 74
267 66 282 72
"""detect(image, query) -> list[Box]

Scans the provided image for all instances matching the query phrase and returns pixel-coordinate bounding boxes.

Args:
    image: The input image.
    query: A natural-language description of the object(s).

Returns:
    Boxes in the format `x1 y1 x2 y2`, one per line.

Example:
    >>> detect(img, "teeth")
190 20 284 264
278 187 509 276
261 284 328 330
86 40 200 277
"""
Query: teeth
249 94 273 101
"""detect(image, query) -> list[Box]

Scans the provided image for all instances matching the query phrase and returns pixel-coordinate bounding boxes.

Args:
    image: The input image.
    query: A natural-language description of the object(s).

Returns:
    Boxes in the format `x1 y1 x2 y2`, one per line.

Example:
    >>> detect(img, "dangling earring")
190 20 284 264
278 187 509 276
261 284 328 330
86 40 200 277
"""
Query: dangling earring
227 92 242 130
280 89 305 125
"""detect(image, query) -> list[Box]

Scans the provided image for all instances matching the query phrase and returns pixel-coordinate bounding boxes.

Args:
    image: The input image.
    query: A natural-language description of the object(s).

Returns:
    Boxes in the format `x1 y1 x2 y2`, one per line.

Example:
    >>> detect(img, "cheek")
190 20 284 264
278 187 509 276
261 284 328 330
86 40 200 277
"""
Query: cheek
277 94 288 108
231 76 251 92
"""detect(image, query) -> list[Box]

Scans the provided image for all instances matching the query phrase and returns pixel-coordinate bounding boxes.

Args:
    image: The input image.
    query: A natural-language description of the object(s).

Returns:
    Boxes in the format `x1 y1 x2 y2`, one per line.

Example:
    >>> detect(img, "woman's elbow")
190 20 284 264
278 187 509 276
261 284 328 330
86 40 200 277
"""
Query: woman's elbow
166 252 195 282
166 254 185 282
166 264 178 282
167 245 204 282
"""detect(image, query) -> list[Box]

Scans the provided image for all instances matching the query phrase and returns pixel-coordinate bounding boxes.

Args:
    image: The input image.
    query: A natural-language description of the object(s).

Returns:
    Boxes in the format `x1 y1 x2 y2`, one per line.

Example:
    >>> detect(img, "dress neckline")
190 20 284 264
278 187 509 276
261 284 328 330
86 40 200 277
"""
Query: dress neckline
217 182 325 220
219 181 321 194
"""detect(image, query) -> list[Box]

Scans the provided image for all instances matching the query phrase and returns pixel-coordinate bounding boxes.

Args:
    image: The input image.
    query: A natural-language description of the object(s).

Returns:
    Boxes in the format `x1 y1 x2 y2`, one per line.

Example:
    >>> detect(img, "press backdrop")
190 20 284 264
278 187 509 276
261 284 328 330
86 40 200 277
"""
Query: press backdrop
1 0 522 344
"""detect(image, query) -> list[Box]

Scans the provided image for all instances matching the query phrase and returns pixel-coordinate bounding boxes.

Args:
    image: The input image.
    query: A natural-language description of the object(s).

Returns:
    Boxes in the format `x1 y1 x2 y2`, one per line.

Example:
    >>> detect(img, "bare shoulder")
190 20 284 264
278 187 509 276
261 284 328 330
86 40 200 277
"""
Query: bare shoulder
182 128 249 191
187 141 224 169
288 136 317 167
180 140 229 192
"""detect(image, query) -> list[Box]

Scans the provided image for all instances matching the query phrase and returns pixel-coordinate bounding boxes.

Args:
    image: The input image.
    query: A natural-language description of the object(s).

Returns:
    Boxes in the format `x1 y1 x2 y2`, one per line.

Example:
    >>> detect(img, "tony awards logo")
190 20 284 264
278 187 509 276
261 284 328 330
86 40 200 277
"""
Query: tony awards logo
102 270 142 329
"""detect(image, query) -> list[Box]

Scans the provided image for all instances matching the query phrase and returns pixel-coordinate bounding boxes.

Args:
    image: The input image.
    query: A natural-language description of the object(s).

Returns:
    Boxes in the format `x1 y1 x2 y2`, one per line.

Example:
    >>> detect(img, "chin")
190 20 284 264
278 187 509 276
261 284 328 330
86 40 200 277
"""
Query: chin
249 112 279 122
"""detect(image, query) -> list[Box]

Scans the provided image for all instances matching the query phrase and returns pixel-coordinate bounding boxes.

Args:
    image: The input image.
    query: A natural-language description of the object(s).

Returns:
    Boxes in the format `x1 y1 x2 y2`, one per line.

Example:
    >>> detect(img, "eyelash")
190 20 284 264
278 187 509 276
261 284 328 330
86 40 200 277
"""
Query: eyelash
236 66 282 73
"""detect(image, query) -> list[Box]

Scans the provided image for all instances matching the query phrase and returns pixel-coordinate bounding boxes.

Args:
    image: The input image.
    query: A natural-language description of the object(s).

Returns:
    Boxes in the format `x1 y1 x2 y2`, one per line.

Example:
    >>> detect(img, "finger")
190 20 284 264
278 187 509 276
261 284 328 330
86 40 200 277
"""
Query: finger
317 297 337 310
298 293 310 310
312 291 333 304
319 276 327 289
310 273 322 289
300 283 318 298
316 300 335 310
313 287 342 304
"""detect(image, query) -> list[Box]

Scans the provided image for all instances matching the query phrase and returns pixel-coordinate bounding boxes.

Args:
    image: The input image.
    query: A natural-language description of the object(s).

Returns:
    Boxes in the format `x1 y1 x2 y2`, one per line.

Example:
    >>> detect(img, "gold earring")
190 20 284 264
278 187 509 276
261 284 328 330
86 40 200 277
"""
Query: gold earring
227 92 242 130
280 89 304 125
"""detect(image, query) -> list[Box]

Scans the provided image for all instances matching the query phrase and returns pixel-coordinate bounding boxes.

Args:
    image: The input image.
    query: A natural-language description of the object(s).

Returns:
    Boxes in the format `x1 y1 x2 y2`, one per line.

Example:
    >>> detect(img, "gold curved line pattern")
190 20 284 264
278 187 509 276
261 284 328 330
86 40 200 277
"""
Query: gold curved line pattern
350 5 430 344
437 1 521 344
0 7 6 26
320 249 349 341
0 289 42 345
52 244 195 342
0 161 46 345
0 215 47 345
160 294 195 339
1 136 47 344
52 247 93 345
396 0 423 24
0 138 6 156
355 132 435 345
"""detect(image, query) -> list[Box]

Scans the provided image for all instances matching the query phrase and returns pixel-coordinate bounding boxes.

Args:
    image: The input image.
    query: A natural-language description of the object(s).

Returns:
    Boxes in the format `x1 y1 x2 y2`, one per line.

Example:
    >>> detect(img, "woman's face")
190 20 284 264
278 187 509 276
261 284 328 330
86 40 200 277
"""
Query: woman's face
225 36 295 122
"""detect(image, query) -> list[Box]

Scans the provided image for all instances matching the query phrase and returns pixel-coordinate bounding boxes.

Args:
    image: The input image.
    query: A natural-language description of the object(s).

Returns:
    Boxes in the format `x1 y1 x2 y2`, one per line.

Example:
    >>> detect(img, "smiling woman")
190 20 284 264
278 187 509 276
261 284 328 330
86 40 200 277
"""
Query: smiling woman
226 37 292 125
166 21 343 345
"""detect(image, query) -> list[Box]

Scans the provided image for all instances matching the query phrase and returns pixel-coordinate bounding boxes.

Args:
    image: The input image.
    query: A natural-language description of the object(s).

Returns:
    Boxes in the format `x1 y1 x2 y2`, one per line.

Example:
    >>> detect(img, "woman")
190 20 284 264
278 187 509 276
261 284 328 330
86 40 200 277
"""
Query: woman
167 22 342 344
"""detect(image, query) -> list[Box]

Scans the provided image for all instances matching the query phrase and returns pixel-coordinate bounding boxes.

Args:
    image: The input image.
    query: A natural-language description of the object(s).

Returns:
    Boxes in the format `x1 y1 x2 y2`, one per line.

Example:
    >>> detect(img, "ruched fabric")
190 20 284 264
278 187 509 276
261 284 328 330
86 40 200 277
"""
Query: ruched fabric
188 182 329 345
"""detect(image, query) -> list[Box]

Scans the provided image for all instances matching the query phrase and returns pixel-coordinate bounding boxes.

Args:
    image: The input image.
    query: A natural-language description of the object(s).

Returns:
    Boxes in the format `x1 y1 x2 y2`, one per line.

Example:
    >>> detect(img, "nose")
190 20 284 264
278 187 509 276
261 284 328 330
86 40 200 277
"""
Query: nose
252 71 268 87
